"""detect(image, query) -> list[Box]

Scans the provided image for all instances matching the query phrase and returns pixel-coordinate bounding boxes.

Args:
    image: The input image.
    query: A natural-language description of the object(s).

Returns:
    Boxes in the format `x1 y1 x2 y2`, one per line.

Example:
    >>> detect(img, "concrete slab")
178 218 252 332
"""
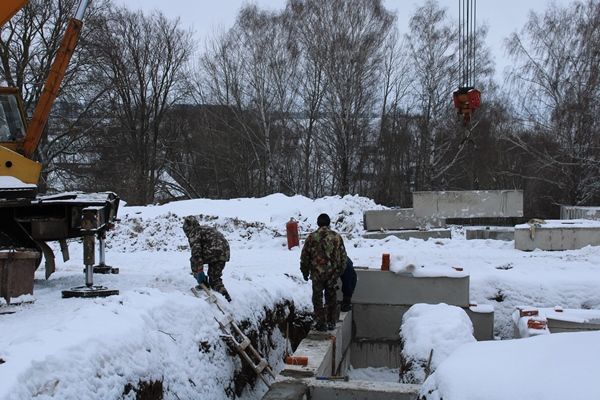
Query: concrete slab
465 304 495 341
281 311 352 379
413 190 524 218
340 311 352 355
362 229 451 241
353 303 406 340
514 219 600 251
363 209 445 231
350 339 402 369
333 310 352 376
281 335 334 378
308 380 420 400
261 379 307 400
547 317 600 333
560 206 600 220
352 303 494 342
465 227 514 241
352 270 470 307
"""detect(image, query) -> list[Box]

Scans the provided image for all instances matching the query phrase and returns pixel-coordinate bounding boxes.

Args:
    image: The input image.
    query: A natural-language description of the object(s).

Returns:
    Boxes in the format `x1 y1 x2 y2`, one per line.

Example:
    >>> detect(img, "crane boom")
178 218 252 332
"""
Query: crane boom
23 0 90 158
0 0 28 27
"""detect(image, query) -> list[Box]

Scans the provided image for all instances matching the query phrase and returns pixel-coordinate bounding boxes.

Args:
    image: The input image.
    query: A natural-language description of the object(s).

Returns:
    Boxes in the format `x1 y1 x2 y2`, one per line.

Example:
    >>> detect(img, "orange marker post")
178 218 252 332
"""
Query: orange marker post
381 254 390 271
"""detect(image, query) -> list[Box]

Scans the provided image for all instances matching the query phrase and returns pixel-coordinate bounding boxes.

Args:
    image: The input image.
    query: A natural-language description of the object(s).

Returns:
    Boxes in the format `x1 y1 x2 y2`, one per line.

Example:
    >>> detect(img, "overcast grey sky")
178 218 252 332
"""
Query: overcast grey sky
114 0 576 83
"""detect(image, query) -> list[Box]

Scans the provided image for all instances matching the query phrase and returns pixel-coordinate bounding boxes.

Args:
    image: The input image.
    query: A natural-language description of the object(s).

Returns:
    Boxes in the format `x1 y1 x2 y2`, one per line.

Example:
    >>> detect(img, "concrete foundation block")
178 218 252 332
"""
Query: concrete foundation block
333 310 352 375
308 380 420 400
363 209 445 231
465 227 514 241
353 303 407 340
362 229 451 241
281 335 334 378
547 317 600 333
413 190 524 218
514 220 600 251
262 379 307 400
352 303 494 342
560 206 600 220
352 270 470 307
350 339 403 369
280 311 352 379
308 381 420 400
465 305 495 341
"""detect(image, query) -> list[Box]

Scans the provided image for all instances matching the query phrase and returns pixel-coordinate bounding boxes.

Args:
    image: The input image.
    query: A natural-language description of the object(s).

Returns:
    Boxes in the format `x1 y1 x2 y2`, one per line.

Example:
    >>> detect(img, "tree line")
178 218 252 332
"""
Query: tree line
1 0 599 217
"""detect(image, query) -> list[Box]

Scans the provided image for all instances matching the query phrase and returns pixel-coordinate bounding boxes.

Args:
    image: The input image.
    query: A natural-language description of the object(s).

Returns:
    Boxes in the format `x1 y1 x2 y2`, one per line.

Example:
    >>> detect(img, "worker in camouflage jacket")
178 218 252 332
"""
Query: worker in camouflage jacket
183 216 231 301
300 213 347 331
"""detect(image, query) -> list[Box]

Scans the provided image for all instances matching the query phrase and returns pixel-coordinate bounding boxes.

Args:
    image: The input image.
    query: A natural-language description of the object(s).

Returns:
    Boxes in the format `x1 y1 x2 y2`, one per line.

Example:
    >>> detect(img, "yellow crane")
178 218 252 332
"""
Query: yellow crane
1 0 91 185
0 0 120 303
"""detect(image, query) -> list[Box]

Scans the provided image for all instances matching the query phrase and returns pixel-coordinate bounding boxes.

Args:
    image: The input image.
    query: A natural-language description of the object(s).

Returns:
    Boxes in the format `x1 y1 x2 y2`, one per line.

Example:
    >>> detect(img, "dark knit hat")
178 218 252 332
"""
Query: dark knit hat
182 216 199 235
317 213 331 227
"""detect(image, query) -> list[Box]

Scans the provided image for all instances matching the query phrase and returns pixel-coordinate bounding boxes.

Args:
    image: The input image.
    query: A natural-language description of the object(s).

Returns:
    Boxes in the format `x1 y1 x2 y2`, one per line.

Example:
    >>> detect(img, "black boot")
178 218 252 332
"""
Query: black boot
315 321 327 332
340 297 352 312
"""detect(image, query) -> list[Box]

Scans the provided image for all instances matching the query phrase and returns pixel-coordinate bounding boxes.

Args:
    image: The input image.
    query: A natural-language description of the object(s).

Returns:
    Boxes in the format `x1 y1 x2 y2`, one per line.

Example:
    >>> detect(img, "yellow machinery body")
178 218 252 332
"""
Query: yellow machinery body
0 0 121 303
1 0 84 186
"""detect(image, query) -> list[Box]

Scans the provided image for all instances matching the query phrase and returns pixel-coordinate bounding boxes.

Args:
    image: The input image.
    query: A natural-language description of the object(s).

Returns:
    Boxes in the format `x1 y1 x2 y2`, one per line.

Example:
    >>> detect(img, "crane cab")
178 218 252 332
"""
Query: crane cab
0 88 42 186
0 87 28 150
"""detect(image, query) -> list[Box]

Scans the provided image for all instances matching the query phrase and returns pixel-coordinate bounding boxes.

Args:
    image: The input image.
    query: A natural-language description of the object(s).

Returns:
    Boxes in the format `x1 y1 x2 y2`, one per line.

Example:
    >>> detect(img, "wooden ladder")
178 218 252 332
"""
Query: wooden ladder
193 284 276 386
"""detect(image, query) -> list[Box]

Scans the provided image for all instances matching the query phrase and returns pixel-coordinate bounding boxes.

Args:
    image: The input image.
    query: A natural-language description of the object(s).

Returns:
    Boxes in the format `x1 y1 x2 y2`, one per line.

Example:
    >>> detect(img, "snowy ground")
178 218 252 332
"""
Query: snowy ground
1 193 600 399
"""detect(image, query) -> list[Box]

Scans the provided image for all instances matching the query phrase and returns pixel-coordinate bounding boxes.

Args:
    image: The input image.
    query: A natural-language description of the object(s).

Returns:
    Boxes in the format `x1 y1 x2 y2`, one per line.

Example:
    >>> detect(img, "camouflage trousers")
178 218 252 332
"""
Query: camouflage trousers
311 279 337 325
208 261 229 298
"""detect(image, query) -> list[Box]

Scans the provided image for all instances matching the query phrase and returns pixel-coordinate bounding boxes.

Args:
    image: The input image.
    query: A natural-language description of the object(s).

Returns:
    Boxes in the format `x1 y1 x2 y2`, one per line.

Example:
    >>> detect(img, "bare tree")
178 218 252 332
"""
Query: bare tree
199 6 301 196
290 0 395 195
85 7 193 204
505 0 600 206
404 0 458 190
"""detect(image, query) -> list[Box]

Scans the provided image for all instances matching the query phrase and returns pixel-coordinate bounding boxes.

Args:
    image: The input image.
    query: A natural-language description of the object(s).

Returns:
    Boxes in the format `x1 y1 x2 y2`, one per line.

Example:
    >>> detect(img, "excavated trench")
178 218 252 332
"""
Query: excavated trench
121 301 312 400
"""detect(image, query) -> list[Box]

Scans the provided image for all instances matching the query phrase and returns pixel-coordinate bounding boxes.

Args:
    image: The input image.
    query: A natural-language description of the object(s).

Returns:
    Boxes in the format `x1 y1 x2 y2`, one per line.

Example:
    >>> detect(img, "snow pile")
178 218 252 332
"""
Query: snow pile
400 303 475 384
0 176 37 189
2 193 600 399
420 331 600 400
109 194 386 252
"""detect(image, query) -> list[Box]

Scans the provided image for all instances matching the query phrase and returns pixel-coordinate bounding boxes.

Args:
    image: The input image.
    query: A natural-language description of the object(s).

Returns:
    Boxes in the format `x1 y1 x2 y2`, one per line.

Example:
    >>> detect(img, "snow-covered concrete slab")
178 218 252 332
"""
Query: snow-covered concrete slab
515 219 600 251
363 209 445 231
352 270 470 306
308 379 419 400
465 227 514 241
362 229 451 241
560 205 600 220
413 190 523 218
513 306 600 338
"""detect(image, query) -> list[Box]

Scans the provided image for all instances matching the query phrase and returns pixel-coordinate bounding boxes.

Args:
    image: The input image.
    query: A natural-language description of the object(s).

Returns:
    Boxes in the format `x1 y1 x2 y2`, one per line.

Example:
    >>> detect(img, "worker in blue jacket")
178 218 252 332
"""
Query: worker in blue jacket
340 256 357 312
